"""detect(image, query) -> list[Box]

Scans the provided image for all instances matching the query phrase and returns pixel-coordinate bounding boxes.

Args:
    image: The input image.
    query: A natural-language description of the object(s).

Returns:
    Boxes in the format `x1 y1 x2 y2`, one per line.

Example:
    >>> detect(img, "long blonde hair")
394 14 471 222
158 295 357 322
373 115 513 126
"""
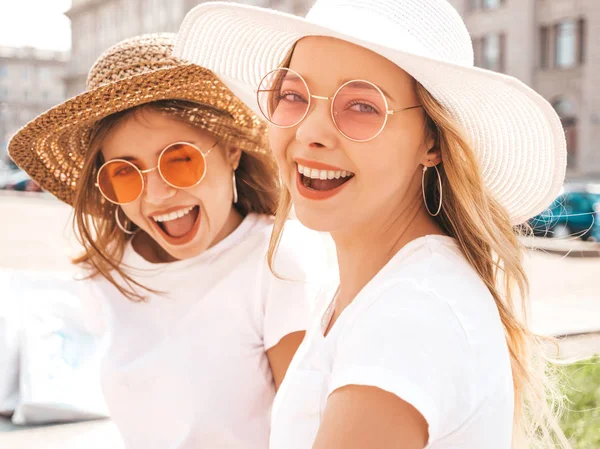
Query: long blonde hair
73 100 279 301
266 49 569 448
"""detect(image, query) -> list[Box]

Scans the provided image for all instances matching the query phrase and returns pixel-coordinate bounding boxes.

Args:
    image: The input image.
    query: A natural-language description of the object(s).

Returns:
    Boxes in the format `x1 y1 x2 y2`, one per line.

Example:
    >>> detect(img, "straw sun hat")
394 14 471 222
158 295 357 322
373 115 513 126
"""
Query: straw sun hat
8 33 269 206
174 0 567 225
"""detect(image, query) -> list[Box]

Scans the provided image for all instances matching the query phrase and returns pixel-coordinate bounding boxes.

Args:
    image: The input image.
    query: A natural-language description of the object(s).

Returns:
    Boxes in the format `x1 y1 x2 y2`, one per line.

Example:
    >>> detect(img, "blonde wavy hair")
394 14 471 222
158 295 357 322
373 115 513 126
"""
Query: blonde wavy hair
267 48 571 449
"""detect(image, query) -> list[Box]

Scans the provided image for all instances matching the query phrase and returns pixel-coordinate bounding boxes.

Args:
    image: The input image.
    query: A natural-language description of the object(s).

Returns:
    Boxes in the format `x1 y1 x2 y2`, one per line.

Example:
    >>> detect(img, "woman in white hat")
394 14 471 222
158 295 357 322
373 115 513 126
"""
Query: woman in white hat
175 1 570 448
9 34 332 449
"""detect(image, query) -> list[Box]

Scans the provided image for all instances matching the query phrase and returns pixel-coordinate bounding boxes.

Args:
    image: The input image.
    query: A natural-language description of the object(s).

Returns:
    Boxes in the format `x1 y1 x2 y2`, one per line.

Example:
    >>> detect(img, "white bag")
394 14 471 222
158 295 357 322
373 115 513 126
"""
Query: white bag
10 272 109 425
0 271 21 415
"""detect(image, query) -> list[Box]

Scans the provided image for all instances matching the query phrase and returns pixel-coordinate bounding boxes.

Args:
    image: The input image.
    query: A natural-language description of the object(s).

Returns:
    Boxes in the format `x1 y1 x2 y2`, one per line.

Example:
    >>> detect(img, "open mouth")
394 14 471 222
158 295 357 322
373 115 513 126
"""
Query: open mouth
150 205 201 245
296 163 354 199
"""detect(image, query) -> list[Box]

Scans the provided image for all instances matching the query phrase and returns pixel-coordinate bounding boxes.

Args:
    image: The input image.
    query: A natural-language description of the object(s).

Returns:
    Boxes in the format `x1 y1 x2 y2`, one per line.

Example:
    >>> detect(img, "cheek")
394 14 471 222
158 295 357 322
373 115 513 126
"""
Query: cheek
268 127 291 171
120 203 145 227
352 138 418 190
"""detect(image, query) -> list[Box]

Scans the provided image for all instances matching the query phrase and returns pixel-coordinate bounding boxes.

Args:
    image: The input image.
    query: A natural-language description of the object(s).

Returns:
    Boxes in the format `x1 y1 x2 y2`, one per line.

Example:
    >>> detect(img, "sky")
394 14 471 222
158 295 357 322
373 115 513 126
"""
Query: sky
0 0 72 52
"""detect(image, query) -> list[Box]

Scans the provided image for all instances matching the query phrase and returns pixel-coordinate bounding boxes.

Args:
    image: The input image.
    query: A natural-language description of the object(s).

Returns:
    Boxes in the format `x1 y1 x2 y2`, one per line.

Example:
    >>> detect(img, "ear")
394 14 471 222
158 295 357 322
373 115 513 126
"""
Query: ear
420 132 442 168
225 145 243 170
421 146 442 167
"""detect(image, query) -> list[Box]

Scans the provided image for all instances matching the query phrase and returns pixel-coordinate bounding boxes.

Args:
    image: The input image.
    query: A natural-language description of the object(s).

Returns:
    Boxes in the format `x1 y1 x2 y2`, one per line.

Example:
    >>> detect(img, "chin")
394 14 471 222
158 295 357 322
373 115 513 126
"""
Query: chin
293 205 339 233
161 241 207 261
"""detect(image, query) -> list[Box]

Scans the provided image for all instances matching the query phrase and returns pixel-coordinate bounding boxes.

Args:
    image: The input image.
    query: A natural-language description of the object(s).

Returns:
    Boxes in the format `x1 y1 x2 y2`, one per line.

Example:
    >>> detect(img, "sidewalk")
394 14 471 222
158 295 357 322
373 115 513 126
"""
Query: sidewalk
0 418 124 449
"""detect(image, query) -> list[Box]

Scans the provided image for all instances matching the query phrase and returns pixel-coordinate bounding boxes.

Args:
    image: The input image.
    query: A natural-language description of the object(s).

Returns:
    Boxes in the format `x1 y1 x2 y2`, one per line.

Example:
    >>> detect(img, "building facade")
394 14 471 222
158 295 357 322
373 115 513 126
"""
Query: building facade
65 0 313 98
448 0 599 178
0 47 68 165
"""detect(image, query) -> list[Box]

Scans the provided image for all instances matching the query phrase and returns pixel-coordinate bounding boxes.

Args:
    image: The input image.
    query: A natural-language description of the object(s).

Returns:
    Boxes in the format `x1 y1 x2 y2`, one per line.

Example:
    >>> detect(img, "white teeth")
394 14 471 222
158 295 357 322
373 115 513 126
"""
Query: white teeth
152 206 194 223
296 164 353 180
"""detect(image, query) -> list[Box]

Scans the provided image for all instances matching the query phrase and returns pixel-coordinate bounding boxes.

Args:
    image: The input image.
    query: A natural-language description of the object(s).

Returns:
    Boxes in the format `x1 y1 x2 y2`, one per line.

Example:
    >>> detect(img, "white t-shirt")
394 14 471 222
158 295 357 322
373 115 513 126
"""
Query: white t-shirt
84 214 334 449
270 235 514 449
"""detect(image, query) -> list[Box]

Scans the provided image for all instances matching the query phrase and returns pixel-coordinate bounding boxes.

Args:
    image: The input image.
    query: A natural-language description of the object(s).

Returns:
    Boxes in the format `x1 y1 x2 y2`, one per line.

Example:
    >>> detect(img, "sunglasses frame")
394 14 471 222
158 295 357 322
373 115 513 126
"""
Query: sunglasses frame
257 67 423 142
95 140 217 205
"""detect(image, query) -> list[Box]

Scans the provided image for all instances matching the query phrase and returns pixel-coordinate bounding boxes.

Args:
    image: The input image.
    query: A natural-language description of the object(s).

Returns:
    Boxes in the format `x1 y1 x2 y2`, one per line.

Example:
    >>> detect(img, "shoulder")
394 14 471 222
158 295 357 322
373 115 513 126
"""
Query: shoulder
337 234 511 371
369 236 502 337
342 278 471 350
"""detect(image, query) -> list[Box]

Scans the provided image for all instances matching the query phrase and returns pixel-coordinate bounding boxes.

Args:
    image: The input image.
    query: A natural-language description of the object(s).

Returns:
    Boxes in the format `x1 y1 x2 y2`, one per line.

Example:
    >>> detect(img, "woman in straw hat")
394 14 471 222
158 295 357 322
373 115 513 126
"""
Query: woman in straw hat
174 1 571 448
9 34 333 449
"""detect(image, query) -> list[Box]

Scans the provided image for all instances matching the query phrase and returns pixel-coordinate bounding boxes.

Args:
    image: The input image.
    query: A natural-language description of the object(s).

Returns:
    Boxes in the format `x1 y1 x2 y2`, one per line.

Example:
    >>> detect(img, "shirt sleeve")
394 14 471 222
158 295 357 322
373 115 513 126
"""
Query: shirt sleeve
329 282 475 443
262 221 337 351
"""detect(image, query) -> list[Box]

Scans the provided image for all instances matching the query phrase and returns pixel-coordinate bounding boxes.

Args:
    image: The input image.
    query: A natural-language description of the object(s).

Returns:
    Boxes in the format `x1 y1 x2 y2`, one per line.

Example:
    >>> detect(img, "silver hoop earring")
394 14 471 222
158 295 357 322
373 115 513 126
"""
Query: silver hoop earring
115 207 134 235
422 164 443 217
232 170 238 204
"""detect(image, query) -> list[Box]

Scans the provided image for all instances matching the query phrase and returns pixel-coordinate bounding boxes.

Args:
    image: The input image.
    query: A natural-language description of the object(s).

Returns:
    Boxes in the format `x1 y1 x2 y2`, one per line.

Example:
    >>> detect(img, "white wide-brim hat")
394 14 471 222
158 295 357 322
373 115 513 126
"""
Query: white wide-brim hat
174 0 566 225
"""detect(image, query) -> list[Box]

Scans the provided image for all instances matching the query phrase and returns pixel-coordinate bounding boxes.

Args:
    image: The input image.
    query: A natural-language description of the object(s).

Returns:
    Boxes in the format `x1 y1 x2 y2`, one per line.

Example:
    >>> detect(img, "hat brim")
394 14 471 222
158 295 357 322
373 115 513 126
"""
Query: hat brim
174 2 566 225
8 64 268 206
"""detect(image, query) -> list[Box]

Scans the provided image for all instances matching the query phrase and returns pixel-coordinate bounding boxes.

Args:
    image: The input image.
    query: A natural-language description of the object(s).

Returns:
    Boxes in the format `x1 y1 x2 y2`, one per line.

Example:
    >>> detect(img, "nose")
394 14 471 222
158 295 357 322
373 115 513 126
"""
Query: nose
295 96 339 149
143 168 177 204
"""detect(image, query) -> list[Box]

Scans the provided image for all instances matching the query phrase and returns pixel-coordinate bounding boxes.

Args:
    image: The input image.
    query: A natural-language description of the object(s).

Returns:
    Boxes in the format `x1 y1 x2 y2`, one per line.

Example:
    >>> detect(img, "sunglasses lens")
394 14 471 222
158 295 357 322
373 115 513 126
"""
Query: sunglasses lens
97 160 143 204
332 81 388 141
159 143 206 188
257 68 309 127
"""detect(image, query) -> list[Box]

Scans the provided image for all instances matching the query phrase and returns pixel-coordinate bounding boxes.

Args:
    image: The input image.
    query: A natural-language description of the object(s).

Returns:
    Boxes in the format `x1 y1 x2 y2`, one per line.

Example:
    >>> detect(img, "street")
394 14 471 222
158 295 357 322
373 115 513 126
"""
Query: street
0 191 599 448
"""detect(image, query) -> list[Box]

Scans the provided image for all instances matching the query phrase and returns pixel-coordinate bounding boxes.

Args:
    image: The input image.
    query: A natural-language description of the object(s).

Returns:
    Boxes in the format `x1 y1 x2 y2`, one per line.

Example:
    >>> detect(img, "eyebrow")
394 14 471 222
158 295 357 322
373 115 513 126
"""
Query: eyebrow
107 141 200 163
339 78 396 103
298 74 397 103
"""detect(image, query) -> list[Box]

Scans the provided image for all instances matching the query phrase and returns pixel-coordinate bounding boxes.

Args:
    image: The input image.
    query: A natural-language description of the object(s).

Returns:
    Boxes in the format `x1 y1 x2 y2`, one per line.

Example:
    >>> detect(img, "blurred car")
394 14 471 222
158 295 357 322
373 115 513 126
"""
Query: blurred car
0 170 43 192
529 184 600 241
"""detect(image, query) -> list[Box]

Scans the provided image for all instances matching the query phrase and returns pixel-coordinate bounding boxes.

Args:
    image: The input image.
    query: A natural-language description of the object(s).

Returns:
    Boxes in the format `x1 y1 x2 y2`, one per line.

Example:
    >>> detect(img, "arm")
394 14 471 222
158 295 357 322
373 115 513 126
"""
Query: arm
267 330 306 390
313 285 474 448
312 385 428 449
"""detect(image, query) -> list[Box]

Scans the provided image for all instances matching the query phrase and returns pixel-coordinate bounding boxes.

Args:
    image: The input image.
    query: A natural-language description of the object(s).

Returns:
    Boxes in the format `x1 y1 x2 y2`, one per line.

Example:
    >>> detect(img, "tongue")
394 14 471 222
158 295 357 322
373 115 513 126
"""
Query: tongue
162 207 198 238
304 176 349 191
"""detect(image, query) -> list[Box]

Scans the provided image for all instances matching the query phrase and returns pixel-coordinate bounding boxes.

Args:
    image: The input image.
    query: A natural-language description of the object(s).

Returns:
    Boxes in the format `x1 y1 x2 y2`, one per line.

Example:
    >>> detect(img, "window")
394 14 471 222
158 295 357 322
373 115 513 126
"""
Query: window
540 18 586 70
480 33 505 72
21 67 29 80
0 87 7 100
23 90 29 101
468 0 505 11
0 66 7 78
482 0 502 9
555 20 577 68
39 67 51 80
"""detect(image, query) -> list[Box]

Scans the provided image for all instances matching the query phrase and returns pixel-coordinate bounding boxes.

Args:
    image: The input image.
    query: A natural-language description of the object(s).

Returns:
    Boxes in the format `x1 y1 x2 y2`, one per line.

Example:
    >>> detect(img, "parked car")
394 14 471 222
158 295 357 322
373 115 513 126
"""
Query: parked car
529 185 600 241
0 170 43 192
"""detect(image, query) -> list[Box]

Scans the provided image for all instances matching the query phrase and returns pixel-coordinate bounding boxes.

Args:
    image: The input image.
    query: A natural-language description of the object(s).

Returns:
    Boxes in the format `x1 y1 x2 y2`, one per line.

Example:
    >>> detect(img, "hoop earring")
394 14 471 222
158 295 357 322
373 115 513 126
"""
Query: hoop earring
232 170 238 204
422 164 443 217
115 207 134 235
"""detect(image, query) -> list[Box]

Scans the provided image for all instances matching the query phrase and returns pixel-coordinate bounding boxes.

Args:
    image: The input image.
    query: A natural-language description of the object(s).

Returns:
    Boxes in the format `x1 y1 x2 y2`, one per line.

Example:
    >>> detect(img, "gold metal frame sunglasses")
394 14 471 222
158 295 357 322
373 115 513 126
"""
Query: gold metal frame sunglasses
256 68 422 142
95 141 218 205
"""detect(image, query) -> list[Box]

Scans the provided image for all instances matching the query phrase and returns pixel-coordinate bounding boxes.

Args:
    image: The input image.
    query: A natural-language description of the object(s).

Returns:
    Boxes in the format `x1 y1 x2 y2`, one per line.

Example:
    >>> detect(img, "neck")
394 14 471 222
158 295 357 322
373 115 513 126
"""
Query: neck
211 206 245 249
332 190 444 311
